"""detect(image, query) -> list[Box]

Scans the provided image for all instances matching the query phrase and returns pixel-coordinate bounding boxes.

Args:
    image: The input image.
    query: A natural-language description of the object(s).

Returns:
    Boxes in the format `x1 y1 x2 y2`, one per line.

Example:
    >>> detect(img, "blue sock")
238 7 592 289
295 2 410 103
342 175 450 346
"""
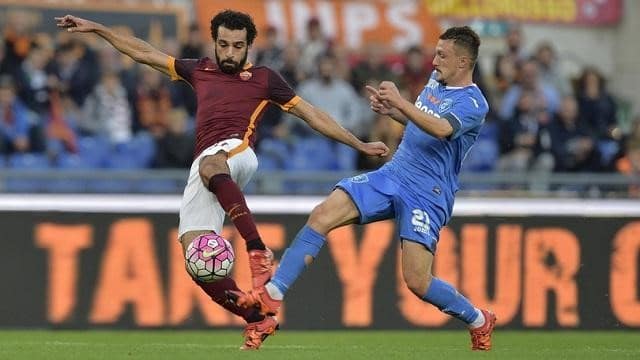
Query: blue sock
422 277 479 325
270 225 325 295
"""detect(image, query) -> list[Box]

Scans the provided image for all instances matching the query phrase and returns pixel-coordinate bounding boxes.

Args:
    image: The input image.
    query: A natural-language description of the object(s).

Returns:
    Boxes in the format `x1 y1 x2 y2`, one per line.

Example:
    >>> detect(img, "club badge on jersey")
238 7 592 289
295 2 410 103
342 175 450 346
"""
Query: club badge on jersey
240 71 252 81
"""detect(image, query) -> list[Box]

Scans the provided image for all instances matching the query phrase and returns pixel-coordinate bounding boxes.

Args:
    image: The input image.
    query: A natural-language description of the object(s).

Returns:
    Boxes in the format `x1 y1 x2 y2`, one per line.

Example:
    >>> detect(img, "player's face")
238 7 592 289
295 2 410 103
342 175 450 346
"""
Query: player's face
214 26 249 74
432 39 460 84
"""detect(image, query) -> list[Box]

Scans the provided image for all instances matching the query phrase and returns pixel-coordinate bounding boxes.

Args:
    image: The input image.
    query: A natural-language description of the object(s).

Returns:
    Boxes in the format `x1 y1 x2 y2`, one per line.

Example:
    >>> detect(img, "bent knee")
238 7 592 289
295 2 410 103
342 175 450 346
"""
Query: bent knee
307 201 337 233
404 271 432 297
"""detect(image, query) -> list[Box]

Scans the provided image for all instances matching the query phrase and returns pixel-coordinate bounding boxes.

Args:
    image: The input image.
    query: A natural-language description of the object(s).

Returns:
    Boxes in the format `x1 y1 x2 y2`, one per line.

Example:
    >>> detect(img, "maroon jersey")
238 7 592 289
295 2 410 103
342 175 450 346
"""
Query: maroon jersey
168 57 300 157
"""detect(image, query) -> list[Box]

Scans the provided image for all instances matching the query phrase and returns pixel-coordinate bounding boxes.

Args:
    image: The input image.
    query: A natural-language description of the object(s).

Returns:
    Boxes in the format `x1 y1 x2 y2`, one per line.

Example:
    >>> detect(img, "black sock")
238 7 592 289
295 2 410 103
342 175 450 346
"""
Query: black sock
246 309 266 323
247 238 266 251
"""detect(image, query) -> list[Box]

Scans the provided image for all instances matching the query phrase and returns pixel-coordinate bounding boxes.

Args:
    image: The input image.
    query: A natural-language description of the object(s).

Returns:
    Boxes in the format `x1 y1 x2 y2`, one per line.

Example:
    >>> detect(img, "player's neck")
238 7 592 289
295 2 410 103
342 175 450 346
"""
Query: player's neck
444 72 473 88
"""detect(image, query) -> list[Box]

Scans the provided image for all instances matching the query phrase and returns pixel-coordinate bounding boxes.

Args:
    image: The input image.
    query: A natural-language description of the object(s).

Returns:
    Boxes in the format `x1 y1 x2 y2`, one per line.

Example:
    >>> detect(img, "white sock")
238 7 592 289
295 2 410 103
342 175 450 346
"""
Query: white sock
265 282 284 300
469 309 485 329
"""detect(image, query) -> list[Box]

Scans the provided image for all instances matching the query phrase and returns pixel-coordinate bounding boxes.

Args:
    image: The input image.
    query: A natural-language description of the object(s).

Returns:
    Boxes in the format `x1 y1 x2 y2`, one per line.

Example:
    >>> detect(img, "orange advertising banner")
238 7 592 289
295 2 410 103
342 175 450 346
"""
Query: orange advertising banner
194 0 442 50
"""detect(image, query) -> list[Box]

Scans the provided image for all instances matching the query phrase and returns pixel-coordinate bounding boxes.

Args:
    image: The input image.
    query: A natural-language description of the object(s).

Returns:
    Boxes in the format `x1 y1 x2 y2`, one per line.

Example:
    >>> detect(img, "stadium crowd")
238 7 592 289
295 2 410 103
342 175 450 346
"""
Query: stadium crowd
1 12 638 190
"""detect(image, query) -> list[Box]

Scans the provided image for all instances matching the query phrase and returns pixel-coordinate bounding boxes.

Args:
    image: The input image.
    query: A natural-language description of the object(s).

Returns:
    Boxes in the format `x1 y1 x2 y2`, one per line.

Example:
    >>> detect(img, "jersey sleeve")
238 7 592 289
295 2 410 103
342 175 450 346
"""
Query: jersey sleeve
267 68 300 111
443 94 488 140
168 57 199 84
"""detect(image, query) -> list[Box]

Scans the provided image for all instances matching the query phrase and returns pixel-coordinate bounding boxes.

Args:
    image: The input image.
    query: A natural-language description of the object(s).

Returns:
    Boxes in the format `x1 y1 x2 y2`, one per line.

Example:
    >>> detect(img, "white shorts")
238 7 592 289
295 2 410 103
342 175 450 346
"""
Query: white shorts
178 138 258 238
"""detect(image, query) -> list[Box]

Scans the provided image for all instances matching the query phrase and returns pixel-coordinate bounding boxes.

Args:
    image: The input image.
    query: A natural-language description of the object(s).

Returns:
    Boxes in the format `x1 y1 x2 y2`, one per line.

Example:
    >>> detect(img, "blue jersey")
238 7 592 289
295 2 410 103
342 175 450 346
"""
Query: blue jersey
383 71 488 222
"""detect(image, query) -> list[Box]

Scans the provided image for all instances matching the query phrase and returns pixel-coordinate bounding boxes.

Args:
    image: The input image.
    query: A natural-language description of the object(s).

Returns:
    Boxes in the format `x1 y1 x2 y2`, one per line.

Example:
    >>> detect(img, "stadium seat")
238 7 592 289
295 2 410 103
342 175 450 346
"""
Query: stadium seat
461 122 499 173
6 153 51 192
333 143 357 171
76 136 111 168
284 138 336 194
258 138 289 164
136 178 180 193
286 138 334 171
87 153 139 193
116 132 156 167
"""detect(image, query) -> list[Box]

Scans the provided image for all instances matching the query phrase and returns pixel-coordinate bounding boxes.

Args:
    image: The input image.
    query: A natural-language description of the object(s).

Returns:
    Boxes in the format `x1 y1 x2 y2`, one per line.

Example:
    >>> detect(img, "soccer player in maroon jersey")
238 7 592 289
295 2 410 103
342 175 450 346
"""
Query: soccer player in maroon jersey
56 10 388 350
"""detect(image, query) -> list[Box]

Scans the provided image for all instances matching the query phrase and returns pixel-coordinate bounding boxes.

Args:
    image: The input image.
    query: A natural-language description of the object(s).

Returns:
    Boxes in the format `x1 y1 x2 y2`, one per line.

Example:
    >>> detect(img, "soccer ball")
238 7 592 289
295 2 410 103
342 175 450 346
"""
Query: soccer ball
185 233 235 282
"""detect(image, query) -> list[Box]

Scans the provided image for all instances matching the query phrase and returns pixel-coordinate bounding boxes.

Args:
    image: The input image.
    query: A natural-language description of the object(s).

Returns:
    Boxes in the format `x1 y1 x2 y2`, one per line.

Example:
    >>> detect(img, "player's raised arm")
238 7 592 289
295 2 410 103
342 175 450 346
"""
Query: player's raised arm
55 15 172 76
288 98 389 157
377 81 454 140
366 85 408 125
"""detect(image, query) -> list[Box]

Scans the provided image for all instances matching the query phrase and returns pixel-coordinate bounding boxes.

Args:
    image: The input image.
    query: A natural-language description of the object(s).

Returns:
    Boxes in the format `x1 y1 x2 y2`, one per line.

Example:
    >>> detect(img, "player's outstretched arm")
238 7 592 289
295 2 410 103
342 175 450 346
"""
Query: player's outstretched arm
289 98 389 157
55 15 172 77
377 81 453 139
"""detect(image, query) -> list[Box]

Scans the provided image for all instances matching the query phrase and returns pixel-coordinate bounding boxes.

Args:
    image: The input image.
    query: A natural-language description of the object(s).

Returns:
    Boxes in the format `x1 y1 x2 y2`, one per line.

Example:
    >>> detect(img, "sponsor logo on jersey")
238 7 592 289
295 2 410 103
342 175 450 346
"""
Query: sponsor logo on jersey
350 174 369 183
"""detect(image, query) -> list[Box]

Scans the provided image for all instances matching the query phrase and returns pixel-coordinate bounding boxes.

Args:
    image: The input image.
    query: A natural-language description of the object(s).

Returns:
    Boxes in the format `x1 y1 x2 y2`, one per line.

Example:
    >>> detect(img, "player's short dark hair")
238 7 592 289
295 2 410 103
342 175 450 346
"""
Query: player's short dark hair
440 26 480 67
210 10 258 46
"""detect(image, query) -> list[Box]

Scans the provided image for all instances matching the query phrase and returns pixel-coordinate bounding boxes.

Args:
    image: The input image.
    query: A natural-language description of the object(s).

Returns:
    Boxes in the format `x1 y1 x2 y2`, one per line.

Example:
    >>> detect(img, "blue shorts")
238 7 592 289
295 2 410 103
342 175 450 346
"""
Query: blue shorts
335 168 447 253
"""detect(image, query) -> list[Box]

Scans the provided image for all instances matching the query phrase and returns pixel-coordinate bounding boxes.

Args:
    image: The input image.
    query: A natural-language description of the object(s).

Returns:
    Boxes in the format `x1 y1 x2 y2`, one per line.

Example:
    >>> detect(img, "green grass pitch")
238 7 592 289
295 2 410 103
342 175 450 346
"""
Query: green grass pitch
0 330 638 359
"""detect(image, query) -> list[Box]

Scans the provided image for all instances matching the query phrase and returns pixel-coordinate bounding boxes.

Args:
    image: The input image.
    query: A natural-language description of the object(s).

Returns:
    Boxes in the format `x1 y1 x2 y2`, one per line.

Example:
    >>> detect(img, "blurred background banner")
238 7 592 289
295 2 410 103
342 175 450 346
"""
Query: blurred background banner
194 0 442 50
0 1 185 40
2 197 639 330
426 0 622 26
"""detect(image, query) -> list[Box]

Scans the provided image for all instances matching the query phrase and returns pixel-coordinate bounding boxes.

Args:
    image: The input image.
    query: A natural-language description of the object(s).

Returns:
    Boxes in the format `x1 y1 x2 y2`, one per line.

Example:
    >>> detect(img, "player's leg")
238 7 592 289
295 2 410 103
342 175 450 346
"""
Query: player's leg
228 188 360 314
199 150 265 251
199 141 273 289
179 152 276 350
401 240 496 350
230 170 396 314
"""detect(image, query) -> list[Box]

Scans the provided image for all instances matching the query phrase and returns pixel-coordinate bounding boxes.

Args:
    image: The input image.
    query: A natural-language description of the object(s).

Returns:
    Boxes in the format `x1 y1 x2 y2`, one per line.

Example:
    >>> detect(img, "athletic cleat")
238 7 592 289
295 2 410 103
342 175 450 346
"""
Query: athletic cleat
248 248 274 289
469 309 496 351
226 285 281 316
240 315 279 350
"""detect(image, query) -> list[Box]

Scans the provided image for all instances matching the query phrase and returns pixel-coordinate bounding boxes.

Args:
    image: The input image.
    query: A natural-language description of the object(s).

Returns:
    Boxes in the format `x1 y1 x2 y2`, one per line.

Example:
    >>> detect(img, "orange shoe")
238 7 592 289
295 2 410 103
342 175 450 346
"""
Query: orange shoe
248 248 274 289
227 285 282 316
469 309 496 351
240 316 279 350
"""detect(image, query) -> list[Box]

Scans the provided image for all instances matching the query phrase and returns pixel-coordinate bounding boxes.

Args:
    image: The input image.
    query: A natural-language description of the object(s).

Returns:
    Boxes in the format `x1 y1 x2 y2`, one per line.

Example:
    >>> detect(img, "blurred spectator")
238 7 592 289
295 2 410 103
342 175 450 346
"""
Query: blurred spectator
255 25 283 71
575 66 621 170
46 91 79 153
534 41 571 96
490 54 517 110
350 43 395 91
501 23 527 66
81 71 132 144
279 44 305 88
400 45 434 101
135 66 173 136
500 59 560 121
291 53 362 137
498 90 552 172
153 108 194 168
548 96 599 172
299 17 330 77
1 9 37 76
180 23 205 59
616 118 640 196
51 39 100 107
0 75 34 154
12 45 55 115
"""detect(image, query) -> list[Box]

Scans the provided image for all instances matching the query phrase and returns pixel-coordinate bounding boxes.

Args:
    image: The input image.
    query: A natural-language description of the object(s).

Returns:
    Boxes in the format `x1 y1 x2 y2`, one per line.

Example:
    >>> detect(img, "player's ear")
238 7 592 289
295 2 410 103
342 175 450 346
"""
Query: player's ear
458 56 469 69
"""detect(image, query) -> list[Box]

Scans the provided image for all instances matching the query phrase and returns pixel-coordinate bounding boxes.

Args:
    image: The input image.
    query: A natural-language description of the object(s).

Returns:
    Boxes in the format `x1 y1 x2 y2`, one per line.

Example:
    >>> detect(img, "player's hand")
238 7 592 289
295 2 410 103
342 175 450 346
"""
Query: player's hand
359 141 390 157
366 85 393 115
55 15 101 33
377 81 403 108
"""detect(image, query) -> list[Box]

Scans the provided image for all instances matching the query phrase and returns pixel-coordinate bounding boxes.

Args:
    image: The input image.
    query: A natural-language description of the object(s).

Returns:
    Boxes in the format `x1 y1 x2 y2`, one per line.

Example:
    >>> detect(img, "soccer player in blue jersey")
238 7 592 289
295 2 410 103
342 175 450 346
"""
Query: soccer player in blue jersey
230 26 496 350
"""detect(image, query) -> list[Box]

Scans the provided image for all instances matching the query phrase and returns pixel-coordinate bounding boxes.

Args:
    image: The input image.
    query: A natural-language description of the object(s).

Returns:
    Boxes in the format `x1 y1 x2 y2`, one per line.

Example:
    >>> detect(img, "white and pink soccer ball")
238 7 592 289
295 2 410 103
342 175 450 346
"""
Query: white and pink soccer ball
185 233 235 282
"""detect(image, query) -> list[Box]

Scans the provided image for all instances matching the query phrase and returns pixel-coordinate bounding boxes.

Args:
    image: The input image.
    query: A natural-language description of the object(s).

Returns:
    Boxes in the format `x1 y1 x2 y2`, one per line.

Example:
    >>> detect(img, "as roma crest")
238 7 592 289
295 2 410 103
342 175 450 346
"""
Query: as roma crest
239 71 252 81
